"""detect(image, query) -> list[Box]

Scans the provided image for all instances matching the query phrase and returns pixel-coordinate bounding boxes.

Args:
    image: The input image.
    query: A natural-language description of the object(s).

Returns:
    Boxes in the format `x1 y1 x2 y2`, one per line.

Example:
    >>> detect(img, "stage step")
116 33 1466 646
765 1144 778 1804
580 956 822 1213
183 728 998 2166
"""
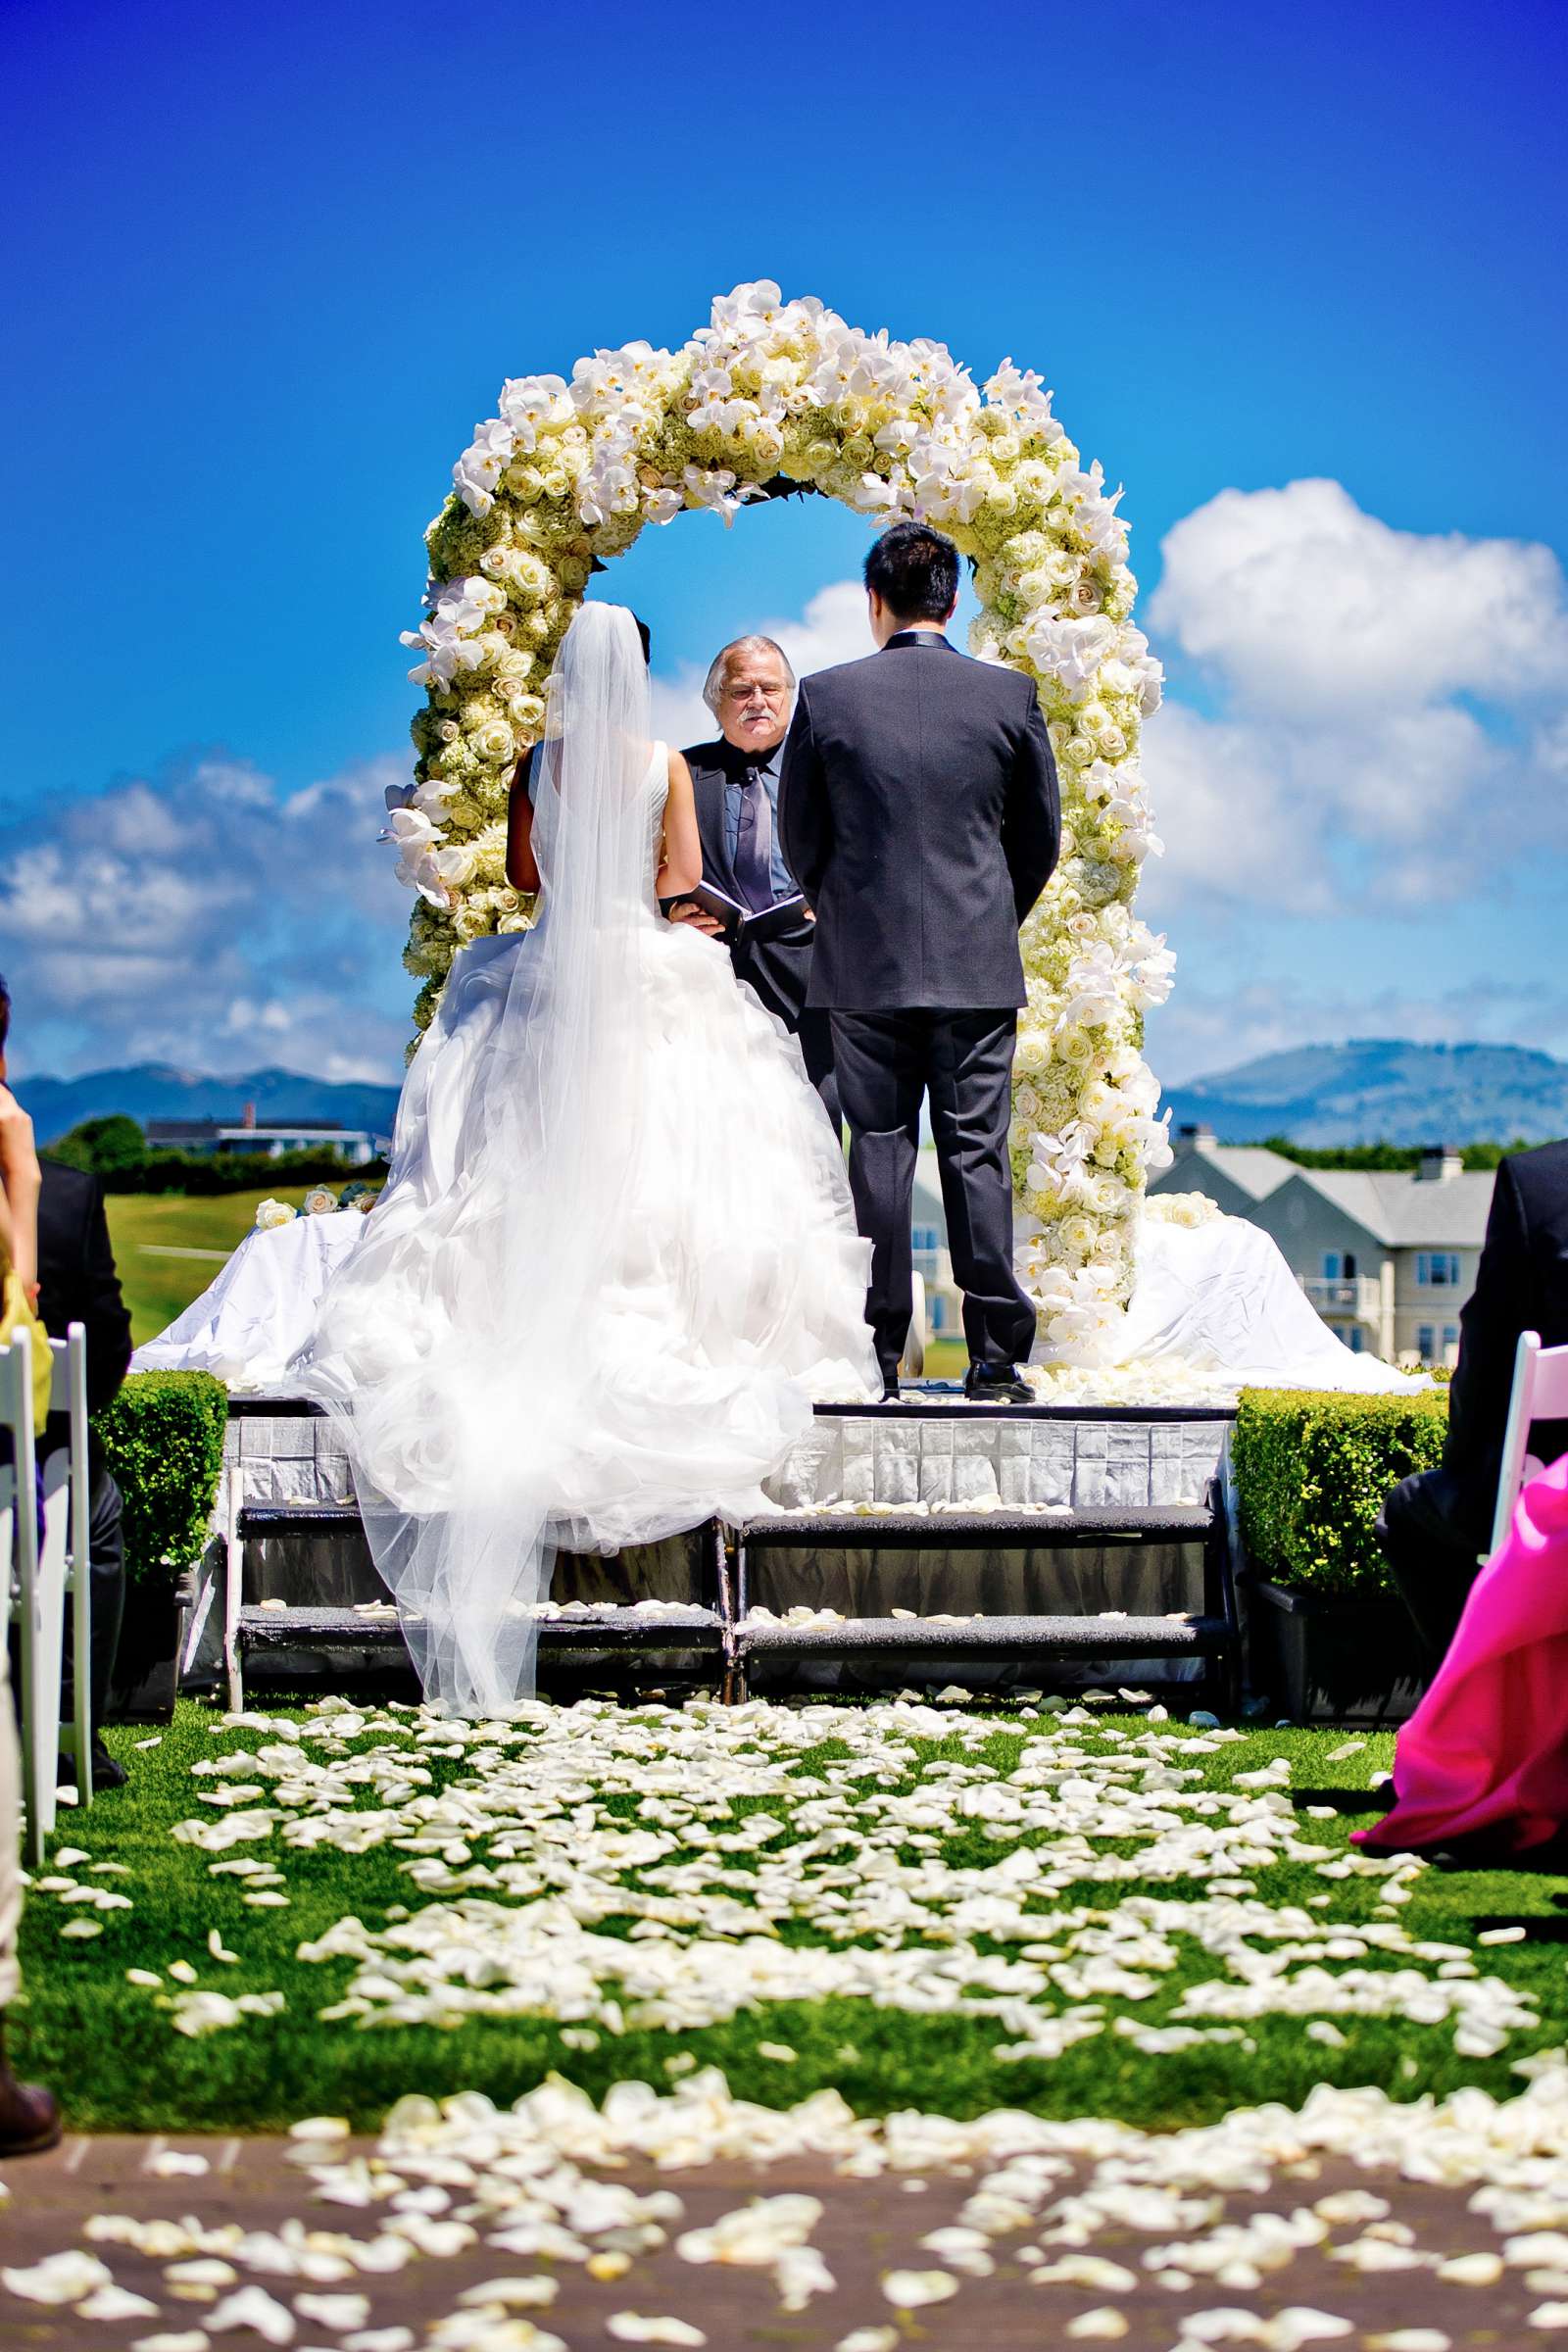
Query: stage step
217 1449 1240 1711
236 1602 724 1652
728 1488 1238 1705
737 1610 1230 1658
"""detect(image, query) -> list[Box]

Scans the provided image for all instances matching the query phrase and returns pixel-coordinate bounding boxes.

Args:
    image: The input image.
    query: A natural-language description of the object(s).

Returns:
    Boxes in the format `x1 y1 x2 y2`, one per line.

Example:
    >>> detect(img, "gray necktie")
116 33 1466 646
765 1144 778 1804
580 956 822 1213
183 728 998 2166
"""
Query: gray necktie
734 766 774 913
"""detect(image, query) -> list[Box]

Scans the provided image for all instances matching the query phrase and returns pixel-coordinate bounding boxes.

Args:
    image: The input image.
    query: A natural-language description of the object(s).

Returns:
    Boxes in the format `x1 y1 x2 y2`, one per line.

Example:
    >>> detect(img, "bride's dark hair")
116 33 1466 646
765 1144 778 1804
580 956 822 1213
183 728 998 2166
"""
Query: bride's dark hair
631 612 652 666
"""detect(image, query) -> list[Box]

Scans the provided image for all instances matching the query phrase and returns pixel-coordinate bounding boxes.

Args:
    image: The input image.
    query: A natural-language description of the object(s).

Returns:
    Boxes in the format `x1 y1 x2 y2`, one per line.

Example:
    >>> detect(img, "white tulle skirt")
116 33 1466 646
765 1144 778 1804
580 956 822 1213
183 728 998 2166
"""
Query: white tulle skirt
292 920 878 1711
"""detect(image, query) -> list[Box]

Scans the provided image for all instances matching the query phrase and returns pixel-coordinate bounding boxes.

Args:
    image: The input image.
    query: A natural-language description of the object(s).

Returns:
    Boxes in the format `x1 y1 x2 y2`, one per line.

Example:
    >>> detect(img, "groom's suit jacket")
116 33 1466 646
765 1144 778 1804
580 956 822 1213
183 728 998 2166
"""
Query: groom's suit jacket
682 735 817 1034
776 631 1059 1010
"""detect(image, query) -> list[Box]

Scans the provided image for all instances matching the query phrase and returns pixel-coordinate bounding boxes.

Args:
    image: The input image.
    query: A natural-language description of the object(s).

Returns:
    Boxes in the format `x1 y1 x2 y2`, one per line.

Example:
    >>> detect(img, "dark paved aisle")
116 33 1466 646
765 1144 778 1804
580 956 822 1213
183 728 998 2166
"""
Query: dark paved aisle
0 2132 1546 2348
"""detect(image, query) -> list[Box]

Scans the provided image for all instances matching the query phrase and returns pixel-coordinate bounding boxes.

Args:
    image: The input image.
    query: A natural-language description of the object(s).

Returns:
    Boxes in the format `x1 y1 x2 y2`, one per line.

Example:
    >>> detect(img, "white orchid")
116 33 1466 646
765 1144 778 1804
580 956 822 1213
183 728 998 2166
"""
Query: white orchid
1023 612 1121 700
453 418 516 514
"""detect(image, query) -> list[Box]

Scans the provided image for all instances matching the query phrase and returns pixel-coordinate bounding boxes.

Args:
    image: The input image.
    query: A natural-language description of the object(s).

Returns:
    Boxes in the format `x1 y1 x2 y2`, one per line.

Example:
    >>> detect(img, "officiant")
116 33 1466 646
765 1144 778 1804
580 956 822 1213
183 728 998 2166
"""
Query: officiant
668 636 838 1126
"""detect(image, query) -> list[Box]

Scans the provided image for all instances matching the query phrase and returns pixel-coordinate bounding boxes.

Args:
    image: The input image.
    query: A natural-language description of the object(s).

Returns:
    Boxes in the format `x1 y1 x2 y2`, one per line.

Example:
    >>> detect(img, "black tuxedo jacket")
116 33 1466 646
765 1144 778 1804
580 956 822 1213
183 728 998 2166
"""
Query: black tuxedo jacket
1440 1140 1568 1537
777 631 1059 1011
681 735 816 1033
36 1160 134 1453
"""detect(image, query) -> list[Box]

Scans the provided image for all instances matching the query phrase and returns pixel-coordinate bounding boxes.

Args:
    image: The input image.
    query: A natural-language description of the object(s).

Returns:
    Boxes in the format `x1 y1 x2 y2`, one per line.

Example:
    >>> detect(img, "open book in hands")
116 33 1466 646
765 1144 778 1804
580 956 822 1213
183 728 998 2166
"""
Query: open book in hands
660 880 810 945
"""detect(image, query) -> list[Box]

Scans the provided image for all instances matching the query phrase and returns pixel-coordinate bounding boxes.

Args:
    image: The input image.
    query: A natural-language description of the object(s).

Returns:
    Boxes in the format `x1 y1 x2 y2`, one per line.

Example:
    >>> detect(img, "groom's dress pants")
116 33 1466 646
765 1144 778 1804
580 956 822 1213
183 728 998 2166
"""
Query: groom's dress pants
831 1009 1038 1381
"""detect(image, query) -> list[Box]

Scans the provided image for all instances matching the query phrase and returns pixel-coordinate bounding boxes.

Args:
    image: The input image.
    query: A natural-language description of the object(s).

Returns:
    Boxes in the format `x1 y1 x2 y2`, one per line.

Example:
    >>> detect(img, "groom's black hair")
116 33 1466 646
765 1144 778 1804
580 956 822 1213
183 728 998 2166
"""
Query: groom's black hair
864 522 959 622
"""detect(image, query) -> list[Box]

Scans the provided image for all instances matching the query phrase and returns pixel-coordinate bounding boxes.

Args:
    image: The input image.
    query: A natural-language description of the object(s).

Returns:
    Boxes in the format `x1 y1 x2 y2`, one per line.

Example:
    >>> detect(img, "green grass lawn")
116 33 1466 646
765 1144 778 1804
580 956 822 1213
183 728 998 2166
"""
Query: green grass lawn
16 1697 1568 2137
107 1189 314 1344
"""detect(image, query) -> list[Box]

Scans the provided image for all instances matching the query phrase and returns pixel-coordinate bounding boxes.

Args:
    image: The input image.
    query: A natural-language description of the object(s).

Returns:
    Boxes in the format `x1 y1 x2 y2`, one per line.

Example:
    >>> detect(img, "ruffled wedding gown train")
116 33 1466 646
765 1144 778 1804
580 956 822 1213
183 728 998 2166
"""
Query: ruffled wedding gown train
290 667 877 1714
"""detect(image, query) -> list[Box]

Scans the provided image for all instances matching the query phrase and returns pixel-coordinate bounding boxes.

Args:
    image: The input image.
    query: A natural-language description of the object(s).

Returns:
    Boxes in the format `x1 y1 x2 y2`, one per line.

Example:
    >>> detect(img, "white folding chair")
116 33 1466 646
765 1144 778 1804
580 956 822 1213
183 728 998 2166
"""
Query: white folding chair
1488 1329 1568 1559
1 1323 90 1865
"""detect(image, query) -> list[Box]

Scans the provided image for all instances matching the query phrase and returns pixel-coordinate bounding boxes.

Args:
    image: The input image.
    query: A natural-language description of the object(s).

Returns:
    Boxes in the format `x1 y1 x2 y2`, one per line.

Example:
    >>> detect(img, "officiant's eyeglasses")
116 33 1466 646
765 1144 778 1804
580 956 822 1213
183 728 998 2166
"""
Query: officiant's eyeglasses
723 680 787 704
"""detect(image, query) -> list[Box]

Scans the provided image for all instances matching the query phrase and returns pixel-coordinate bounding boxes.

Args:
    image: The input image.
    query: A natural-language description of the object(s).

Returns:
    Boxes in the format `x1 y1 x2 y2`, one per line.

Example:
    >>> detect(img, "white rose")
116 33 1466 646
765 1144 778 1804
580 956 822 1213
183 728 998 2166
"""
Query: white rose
254 1199 297 1232
470 717 516 764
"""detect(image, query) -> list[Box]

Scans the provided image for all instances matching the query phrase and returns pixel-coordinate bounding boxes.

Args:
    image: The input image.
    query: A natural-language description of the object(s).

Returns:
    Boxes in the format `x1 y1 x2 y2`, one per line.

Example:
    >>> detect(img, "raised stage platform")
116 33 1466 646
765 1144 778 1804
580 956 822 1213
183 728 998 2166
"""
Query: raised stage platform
176 1383 1244 1708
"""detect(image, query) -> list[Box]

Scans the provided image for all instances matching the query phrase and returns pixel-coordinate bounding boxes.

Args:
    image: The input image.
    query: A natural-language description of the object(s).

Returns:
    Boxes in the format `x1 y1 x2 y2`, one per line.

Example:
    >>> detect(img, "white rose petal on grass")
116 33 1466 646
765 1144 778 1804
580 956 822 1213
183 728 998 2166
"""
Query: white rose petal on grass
2 2250 113 2302
1532 2311 1568 2332
881 2269 959 2309
133 2335 214 2352
1067 2314 1129 2340
60 1917 104 1938
1367 2332 1452 2349
146 2149 211 2178
836 2332 900 2352
606 2320 707 2347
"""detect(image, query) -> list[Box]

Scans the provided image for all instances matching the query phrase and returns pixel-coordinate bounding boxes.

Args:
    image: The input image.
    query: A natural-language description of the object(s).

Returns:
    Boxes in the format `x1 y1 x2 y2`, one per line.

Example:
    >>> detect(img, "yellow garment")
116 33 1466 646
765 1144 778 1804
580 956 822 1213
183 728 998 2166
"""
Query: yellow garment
0 1260 51 1433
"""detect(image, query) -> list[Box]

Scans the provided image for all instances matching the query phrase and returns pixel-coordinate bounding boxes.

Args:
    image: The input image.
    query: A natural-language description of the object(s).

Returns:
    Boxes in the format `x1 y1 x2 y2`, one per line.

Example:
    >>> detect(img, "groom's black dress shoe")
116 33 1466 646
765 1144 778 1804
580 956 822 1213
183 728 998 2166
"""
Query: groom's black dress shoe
878 1369 902 1402
963 1361 1033 1404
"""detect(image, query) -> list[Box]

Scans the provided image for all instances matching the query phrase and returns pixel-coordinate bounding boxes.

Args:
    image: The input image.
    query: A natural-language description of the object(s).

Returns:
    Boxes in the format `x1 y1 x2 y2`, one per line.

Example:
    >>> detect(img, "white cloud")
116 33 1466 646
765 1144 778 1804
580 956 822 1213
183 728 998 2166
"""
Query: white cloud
1141 477 1568 919
649 580 872 751
3 752 414 1080
1150 476 1568 718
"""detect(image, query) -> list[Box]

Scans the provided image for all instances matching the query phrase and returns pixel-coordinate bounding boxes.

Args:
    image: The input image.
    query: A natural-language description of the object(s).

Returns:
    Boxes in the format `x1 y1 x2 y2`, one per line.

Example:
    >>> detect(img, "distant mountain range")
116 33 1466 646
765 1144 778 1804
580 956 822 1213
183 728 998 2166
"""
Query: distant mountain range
1162 1039 1568 1147
16 1063 402 1146
17 1039 1568 1152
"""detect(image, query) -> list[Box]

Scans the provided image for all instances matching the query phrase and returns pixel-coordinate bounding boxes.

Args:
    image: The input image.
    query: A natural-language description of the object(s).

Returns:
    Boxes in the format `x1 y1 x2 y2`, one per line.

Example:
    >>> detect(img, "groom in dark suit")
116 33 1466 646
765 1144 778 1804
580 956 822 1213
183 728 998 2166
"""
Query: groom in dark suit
670 635 838 1125
779 521 1060 1401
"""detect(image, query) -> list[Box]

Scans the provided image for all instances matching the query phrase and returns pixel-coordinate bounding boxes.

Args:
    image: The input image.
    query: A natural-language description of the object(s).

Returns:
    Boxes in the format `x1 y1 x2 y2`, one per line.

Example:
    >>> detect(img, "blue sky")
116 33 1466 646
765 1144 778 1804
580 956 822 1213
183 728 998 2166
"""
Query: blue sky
5 0 1567 1089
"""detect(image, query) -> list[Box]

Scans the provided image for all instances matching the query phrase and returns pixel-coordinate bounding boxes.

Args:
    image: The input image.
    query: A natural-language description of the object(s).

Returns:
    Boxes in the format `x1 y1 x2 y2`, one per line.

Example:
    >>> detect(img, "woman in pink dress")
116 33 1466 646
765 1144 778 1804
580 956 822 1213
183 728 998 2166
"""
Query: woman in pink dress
1357 1451 1568 1860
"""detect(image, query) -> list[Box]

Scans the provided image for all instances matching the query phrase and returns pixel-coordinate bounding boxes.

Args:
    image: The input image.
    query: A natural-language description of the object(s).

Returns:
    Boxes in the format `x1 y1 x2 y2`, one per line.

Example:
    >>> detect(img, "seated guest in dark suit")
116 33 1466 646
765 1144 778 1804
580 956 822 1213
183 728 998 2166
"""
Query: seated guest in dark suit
668 635 839 1127
1381 1139 1568 1675
0 980 135 1788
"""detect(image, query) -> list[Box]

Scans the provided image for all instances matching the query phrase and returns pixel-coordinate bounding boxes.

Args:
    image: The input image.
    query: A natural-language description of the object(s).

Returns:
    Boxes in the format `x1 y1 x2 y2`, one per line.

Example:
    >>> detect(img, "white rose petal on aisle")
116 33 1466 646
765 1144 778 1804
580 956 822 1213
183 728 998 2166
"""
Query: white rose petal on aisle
396 282 1172 1353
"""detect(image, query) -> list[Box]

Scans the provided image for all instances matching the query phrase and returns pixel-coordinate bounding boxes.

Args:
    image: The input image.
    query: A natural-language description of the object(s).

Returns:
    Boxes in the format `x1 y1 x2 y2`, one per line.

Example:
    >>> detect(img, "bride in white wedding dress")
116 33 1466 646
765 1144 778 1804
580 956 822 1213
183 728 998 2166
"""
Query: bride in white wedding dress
295 602 878 1714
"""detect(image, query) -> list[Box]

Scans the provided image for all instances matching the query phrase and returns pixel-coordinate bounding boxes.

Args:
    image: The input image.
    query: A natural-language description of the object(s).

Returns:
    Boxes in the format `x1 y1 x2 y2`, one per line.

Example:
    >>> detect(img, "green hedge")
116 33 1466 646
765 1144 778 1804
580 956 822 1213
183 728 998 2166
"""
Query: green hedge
94 1371 228 1591
1231 1386 1449 1597
98 1150 388 1196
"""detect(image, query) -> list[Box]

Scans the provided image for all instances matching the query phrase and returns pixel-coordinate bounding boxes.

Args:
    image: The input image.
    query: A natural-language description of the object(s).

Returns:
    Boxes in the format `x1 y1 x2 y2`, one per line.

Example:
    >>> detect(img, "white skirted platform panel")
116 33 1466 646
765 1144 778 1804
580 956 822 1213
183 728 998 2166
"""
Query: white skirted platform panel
205 1397 1232 1523
771 1408 1230 1514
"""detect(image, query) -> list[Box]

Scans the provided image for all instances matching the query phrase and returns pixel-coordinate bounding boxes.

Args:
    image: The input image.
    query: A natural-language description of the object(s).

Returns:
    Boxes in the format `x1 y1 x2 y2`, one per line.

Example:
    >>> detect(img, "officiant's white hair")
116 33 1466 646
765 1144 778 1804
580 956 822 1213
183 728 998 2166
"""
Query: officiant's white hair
703 635 796 716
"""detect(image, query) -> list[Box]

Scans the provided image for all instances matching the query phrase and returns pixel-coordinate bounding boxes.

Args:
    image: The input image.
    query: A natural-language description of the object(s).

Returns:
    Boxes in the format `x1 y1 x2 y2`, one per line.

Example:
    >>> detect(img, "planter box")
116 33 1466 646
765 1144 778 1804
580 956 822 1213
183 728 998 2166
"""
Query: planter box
1250 1578 1426 1724
108 1577 186 1722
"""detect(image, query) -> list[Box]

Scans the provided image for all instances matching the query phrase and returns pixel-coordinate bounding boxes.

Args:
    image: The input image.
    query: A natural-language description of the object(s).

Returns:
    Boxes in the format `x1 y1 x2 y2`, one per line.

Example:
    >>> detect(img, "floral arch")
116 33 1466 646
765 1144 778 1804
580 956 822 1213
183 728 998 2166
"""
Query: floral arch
389 281 1175 1355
